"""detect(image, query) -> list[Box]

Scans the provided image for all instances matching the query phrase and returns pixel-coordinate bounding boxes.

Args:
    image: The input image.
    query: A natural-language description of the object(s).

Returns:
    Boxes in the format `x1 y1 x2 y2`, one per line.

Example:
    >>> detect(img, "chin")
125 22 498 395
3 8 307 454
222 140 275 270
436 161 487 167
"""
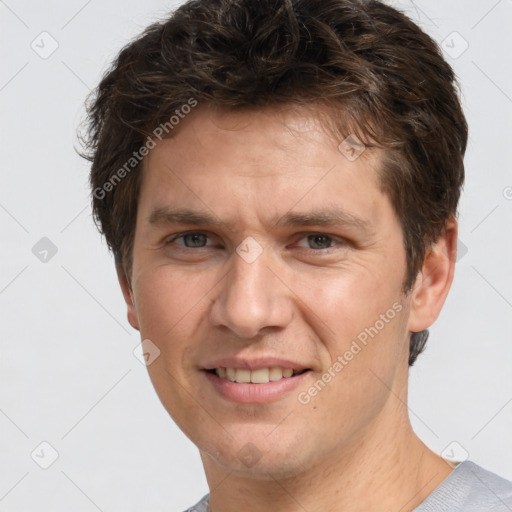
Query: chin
200 429 316 480
207 450 308 480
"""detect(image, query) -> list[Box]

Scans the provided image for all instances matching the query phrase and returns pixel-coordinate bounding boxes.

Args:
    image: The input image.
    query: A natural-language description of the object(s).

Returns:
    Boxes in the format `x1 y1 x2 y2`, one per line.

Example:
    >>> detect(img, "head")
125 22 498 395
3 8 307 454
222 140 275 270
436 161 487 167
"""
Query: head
83 0 467 477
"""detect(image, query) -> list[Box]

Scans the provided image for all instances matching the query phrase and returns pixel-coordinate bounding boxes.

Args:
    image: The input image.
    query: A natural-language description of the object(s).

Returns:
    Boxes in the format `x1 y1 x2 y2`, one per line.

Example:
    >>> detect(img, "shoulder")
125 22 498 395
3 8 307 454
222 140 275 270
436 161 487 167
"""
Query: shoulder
181 493 209 512
415 461 512 511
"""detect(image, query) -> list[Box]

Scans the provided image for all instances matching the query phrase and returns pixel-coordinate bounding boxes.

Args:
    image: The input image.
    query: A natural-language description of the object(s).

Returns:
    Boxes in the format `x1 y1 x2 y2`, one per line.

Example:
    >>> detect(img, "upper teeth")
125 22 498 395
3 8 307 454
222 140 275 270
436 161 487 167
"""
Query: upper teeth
216 367 295 383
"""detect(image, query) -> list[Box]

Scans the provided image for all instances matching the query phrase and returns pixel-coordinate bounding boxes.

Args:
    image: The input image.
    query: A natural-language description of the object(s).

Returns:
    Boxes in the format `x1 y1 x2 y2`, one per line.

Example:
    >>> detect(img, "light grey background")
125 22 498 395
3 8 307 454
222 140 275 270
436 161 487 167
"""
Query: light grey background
1 1 511 511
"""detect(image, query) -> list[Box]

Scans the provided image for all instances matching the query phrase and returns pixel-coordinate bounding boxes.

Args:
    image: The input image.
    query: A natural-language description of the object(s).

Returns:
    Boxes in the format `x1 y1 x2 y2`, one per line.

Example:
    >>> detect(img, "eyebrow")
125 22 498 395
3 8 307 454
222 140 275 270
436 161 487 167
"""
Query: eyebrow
148 207 224 227
275 209 373 233
148 206 374 234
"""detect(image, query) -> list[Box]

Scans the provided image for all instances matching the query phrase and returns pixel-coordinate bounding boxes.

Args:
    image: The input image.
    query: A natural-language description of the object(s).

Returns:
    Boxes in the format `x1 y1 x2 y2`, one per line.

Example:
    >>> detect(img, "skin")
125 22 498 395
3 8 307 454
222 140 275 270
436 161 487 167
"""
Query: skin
118 104 458 511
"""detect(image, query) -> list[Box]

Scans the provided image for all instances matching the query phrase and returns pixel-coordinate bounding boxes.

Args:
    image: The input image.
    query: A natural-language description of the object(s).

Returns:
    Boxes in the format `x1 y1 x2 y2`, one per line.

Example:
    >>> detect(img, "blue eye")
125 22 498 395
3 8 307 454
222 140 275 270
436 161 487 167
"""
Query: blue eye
295 233 340 250
164 232 346 255
170 232 210 248
306 234 334 249
183 233 207 247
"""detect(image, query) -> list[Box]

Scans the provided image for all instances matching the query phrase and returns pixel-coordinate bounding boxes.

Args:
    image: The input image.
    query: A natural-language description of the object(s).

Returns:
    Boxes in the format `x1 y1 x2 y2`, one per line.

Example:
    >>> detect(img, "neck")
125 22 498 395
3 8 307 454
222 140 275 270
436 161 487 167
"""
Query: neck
201 399 452 512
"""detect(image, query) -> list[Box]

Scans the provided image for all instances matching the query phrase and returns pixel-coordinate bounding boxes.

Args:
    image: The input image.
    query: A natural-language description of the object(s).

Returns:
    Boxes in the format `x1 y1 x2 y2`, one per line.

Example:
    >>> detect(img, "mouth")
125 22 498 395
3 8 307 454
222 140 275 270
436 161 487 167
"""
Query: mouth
206 367 310 384
202 364 312 403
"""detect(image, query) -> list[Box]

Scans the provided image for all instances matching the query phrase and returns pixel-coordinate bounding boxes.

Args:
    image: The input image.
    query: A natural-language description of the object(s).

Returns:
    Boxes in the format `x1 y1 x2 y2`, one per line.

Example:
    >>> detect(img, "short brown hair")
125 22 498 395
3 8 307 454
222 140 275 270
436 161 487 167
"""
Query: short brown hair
82 0 468 365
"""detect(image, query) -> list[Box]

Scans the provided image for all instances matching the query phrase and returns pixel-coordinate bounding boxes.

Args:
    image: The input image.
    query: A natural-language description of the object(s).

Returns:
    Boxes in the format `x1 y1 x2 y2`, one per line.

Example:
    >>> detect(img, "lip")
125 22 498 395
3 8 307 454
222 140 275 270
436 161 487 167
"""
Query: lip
202 369 311 404
202 356 309 372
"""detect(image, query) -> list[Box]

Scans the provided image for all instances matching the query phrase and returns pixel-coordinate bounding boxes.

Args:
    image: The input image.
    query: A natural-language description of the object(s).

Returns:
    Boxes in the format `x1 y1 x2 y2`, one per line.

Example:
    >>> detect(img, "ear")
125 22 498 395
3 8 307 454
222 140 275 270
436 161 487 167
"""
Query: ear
407 218 458 333
116 264 140 331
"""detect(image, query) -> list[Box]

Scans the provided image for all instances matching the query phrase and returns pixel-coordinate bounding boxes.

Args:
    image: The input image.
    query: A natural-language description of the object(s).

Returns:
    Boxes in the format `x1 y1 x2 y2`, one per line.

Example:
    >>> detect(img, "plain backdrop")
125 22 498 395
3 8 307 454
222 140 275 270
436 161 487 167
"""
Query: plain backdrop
1 1 511 511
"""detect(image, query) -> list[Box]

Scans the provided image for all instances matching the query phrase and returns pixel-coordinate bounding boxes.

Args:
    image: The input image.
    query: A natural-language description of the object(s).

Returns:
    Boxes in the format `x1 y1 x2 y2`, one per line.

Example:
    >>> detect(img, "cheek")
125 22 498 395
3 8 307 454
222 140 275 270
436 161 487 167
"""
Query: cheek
132 265 215 348
299 271 410 400
130 266 216 434
293 266 401 346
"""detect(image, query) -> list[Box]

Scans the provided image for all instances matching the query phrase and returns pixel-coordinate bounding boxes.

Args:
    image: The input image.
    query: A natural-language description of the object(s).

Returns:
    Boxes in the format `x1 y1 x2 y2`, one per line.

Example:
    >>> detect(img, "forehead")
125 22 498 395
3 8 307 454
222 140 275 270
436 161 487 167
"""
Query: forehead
149 104 373 168
139 105 390 233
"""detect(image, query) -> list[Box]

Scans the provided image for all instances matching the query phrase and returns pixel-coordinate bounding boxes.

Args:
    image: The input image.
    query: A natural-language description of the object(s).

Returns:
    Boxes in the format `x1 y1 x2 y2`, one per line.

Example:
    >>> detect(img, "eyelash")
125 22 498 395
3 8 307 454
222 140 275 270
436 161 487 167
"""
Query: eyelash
165 231 348 253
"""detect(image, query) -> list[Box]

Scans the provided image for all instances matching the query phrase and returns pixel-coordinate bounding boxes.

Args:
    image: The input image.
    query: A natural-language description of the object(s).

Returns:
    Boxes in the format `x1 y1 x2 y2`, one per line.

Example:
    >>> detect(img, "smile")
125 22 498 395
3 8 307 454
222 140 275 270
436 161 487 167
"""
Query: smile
203 367 312 404
211 367 308 383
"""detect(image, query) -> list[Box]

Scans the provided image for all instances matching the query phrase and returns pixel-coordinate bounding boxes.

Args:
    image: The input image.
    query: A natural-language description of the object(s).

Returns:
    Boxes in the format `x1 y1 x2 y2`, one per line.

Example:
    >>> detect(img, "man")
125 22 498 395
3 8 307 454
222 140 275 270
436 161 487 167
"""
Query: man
82 0 512 510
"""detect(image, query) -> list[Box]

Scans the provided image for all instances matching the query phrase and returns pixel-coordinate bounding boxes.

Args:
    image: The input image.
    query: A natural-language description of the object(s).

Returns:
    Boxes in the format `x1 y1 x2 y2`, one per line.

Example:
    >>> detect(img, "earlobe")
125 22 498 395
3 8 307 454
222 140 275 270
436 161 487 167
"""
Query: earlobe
407 219 458 333
116 264 140 331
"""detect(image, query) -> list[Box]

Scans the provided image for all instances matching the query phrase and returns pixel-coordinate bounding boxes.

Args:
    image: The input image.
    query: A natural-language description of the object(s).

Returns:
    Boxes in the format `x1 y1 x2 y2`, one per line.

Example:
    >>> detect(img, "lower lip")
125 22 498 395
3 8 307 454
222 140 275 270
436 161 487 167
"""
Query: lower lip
203 370 310 404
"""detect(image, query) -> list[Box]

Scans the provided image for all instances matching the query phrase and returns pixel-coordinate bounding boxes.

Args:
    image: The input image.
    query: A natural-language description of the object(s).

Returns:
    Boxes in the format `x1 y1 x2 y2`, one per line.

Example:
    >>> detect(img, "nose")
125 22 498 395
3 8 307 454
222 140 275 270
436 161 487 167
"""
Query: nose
209 247 294 339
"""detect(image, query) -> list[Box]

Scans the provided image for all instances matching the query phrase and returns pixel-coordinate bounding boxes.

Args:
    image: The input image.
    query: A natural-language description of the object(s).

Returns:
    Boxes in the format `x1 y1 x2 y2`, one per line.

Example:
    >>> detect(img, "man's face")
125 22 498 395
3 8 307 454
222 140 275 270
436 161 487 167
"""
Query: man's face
125 105 415 477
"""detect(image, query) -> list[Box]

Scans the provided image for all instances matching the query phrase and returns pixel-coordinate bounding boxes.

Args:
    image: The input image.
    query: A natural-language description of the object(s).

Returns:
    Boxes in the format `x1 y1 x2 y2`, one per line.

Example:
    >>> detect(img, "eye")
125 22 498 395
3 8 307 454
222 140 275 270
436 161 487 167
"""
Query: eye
304 234 334 250
167 232 211 248
295 233 342 250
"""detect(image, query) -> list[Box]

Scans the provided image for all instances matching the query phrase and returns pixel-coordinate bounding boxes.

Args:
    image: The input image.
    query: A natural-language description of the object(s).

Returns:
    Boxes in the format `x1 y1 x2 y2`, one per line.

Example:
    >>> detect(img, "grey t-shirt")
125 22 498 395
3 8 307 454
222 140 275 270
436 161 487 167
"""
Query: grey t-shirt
182 461 512 511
